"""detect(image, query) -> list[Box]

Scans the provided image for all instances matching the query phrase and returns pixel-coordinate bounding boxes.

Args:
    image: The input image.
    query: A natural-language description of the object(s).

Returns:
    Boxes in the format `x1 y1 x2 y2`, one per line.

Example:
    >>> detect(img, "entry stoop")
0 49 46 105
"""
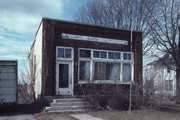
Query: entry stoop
45 96 92 113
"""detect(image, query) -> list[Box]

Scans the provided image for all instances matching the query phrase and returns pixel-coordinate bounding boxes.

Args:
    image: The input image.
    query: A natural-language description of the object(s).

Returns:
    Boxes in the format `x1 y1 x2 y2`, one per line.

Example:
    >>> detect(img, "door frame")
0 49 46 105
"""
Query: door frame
56 61 74 95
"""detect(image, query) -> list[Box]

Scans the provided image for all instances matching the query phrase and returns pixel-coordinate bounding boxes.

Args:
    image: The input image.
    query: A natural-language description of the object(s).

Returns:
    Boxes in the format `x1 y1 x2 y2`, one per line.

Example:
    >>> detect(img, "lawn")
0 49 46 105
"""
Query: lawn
34 109 180 120
89 109 180 120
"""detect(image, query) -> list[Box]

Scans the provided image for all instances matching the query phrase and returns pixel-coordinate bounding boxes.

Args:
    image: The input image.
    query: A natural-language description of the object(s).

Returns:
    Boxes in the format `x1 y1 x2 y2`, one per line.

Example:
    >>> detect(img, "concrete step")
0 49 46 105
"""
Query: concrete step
51 101 88 107
46 105 91 111
53 98 85 103
47 109 89 114
45 96 92 114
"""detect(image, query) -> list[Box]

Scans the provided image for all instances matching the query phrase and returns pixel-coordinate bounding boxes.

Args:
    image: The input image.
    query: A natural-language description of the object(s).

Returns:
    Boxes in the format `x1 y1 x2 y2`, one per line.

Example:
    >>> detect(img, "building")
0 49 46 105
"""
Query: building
28 18 142 99
147 54 176 96
0 60 18 104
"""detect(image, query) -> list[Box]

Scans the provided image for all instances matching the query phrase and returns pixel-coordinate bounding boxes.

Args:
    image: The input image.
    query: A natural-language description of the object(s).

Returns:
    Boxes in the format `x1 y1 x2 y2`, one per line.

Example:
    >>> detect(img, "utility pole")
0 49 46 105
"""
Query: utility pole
129 10 133 112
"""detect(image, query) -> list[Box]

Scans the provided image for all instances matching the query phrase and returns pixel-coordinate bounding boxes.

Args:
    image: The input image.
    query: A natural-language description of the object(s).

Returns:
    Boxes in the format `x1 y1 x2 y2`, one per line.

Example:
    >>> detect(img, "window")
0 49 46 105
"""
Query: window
123 53 131 60
80 50 91 58
115 53 121 59
122 63 132 82
108 52 114 59
167 67 170 73
57 48 72 58
165 80 173 91
94 62 120 80
100 51 107 58
93 51 100 58
79 61 90 81
78 48 133 84
58 48 64 58
65 49 71 58
93 51 107 58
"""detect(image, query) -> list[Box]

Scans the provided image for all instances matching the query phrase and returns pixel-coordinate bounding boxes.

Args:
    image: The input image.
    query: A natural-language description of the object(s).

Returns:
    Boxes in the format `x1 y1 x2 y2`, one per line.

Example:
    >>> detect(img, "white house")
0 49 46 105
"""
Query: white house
147 54 176 96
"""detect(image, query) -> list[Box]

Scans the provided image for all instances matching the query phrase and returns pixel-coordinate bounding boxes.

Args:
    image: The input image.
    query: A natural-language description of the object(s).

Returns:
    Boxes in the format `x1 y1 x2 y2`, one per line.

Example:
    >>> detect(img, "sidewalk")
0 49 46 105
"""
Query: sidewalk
71 114 103 120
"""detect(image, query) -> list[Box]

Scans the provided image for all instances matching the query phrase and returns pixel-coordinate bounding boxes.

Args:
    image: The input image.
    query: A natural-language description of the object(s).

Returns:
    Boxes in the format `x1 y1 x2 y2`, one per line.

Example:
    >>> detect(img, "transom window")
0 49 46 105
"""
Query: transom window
78 48 133 84
57 47 73 59
80 49 91 58
123 53 132 60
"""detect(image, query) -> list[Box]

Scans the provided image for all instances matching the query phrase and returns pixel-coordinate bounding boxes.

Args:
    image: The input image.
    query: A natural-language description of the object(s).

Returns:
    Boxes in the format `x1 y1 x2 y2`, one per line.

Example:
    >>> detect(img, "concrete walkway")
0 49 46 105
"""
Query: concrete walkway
0 114 36 120
71 114 103 120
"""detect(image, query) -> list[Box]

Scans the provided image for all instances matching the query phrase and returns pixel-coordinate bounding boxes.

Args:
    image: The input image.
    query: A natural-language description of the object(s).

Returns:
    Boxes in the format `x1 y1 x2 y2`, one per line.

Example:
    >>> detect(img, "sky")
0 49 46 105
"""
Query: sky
0 0 88 73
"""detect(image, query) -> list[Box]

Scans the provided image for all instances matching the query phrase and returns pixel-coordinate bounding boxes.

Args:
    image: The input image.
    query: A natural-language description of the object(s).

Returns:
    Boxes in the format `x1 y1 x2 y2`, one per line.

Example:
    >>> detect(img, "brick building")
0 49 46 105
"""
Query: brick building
29 18 142 99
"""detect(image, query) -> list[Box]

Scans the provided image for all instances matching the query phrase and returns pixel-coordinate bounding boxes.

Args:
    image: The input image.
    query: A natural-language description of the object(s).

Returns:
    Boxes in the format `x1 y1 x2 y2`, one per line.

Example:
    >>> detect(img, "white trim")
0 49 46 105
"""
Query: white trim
62 33 128 45
78 48 134 84
56 46 74 96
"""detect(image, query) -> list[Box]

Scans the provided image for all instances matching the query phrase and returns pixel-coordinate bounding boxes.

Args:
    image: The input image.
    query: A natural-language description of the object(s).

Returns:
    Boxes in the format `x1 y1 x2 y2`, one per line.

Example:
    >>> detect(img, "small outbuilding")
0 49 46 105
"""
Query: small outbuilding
0 60 18 104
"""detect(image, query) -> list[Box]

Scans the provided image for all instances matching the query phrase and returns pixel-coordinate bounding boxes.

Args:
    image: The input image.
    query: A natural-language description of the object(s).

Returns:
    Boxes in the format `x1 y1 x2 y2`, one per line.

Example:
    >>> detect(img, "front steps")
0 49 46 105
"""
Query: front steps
45 97 92 113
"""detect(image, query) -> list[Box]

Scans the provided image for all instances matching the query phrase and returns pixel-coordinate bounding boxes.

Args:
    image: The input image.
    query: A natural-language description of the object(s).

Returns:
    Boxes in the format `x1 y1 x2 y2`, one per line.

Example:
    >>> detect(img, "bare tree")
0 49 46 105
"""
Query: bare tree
75 0 158 54
147 0 180 103
27 48 37 103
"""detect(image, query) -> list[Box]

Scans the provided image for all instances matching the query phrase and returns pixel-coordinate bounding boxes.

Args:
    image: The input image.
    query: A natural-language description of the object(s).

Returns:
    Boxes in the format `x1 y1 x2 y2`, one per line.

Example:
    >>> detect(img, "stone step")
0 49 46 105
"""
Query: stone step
53 98 85 103
47 109 89 114
51 101 88 107
46 105 90 111
45 96 92 114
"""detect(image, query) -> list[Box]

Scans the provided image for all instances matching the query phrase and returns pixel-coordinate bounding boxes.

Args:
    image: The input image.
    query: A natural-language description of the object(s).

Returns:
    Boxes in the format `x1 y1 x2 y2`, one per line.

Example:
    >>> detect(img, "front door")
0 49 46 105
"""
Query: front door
57 62 72 95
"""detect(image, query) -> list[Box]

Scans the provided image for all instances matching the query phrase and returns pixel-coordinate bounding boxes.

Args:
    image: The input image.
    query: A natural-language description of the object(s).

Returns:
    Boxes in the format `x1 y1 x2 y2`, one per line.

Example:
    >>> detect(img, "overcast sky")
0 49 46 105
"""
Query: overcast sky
0 0 88 73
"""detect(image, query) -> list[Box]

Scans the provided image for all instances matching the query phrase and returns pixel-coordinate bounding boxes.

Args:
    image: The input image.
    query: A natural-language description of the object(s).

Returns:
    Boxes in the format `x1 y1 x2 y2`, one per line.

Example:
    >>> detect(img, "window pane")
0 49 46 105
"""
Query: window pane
100 51 107 58
123 53 132 60
122 63 132 82
123 53 127 60
59 64 69 88
106 63 120 80
79 61 90 81
80 50 91 58
115 53 121 59
65 48 72 58
94 62 120 80
58 48 64 58
108 52 114 59
93 51 100 58
128 53 131 60
165 80 173 91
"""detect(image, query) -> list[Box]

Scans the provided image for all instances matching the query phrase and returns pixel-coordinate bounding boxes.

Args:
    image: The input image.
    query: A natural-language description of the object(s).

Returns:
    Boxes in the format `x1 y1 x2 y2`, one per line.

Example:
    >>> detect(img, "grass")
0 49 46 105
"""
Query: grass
89 109 180 120
34 109 180 120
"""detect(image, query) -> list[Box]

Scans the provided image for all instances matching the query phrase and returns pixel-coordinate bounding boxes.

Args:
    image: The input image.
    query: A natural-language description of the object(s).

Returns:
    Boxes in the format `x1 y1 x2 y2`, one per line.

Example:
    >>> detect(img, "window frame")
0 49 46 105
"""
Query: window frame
56 46 73 61
78 48 134 84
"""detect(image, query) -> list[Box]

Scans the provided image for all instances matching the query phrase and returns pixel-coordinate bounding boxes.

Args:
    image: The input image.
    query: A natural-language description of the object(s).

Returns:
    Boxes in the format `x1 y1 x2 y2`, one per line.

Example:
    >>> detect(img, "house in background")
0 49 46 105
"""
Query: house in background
28 18 142 100
147 54 176 96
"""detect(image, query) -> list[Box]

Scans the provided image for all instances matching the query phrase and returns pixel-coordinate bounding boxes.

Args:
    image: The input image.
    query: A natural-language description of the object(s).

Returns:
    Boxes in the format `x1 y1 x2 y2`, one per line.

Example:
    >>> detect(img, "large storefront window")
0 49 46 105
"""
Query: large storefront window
94 62 120 80
79 61 90 81
122 63 132 82
78 49 133 83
